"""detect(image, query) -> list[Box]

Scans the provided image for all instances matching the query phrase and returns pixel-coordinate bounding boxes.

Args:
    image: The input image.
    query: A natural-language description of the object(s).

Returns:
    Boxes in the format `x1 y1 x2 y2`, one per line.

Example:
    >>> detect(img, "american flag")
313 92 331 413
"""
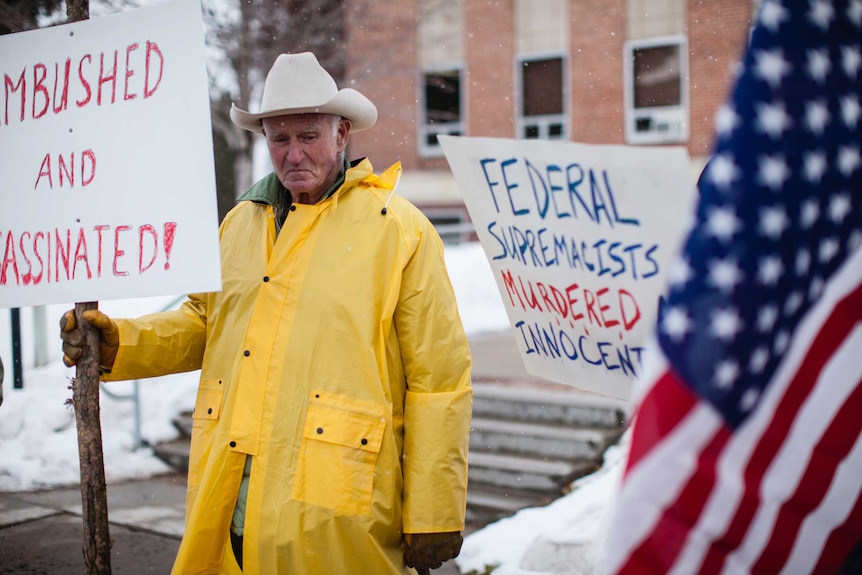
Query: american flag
602 0 862 573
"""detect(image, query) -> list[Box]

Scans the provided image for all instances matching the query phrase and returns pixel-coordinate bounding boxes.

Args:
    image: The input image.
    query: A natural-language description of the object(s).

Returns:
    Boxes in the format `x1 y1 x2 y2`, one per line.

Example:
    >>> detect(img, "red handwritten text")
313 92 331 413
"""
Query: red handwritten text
500 268 642 332
2 40 164 127
34 149 96 189
0 222 178 286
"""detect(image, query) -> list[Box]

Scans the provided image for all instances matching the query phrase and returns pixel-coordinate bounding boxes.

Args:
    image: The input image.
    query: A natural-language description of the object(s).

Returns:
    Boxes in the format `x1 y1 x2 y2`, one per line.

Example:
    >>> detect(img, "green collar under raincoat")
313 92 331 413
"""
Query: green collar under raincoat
104 159 473 574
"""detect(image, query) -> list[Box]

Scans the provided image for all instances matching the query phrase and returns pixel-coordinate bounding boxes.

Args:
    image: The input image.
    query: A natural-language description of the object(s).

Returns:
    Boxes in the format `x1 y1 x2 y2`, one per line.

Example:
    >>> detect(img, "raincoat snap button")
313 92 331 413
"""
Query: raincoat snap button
263 276 270 282
229 441 236 448
289 205 296 212
243 350 250 357
316 427 324 435
361 438 368 445
207 408 212 414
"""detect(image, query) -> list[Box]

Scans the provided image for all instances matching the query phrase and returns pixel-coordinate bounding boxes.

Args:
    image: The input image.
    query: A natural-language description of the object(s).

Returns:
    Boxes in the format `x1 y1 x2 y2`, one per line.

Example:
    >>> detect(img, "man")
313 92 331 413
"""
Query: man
60 52 473 575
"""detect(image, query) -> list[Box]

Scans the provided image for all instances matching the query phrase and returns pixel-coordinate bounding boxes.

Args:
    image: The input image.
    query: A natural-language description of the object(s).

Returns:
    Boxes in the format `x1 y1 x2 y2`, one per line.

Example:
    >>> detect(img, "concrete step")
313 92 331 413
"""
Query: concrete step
470 416 619 461
467 451 598 496
472 383 628 429
152 438 189 474
465 485 553 526
172 411 193 439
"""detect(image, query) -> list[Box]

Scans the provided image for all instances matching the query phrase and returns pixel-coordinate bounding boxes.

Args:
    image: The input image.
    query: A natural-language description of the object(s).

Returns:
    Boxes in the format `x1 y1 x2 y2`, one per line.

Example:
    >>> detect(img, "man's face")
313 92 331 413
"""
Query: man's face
262 113 350 204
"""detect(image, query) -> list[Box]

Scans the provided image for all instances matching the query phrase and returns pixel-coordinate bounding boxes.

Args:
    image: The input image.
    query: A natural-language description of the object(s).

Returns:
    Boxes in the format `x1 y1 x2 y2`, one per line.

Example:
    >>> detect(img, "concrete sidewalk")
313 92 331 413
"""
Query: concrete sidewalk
0 470 464 574
0 474 185 574
0 330 568 574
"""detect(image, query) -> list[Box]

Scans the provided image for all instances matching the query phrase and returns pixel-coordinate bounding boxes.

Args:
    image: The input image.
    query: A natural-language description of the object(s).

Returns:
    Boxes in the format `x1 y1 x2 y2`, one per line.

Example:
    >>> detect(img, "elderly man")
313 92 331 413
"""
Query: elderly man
60 52 473 575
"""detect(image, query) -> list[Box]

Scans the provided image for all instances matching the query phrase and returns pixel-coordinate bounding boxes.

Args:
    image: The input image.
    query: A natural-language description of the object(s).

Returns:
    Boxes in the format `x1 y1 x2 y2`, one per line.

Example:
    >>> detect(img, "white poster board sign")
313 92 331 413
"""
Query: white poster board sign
0 0 221 309
440 135 695 399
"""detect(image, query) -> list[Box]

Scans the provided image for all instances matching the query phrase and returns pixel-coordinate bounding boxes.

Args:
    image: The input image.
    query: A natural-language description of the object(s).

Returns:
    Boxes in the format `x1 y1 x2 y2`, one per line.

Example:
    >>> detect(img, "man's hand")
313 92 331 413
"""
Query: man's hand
60 309 119 370
404 531 463 573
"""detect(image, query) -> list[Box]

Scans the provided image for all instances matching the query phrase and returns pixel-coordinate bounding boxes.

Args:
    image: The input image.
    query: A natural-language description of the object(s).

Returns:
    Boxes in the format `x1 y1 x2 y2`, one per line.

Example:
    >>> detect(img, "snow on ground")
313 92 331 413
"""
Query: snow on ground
457 438 625 575
0 241 622 574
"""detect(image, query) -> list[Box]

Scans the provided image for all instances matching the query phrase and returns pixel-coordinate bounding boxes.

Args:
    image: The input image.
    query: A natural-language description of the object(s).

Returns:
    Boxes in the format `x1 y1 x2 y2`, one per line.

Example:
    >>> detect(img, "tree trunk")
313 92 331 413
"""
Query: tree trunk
67 0 88 22
233 132 254 197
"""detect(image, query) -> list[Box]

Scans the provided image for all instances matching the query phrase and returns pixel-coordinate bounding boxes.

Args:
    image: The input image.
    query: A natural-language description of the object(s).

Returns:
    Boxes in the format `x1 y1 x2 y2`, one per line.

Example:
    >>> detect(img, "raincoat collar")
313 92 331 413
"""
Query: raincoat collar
237 157 372 207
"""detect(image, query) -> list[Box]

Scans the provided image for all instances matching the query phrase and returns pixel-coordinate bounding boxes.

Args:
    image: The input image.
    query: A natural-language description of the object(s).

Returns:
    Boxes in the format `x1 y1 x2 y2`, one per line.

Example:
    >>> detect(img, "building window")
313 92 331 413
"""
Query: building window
420 68 463 156
518 56 566 140
624 35 689 144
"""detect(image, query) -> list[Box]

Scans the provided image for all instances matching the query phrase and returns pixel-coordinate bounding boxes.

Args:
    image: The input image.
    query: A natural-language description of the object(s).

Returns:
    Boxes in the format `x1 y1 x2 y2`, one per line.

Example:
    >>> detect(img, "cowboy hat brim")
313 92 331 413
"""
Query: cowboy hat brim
230 88 378 134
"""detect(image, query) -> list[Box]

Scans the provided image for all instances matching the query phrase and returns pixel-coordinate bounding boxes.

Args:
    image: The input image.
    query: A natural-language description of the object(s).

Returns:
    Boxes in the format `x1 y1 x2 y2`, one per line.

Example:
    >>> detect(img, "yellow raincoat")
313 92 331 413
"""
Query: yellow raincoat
104 160 473 574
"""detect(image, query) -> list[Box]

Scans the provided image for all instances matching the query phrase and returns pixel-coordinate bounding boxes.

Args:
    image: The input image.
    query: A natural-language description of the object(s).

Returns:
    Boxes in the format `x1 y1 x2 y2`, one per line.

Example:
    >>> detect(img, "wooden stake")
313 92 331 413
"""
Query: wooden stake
71 298 112 574
67 5 110 574
73 297 113 575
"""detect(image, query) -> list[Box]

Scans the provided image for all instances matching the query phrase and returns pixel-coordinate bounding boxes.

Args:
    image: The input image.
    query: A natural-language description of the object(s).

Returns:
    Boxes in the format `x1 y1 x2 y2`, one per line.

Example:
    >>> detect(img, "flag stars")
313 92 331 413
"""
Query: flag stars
819 237 840 263
749 347 770 374
757 304 780 332
668 257 694 288
809 276 825 299
754 49 791 88
714 360 740 389
829 192 852 223
805 100 830 135
739 388 761 413
760 0 790 31
784 290 804 316
715 104 740 135
803 150 828 183
774 329 791 354
707 154 741 191
797 249 812 274
706 206 743 242
708 258 744 293
758 154 791 190
806 48 831 83
759 206 789 239
809 0 835 30
837 145 860 176
757 255 784 285
848 0 862 26
800 199 820 228
661 306 693 342
658 5 860 428
842 96 861 128
711 307 744 341
756 101 793 138
843 45 861 78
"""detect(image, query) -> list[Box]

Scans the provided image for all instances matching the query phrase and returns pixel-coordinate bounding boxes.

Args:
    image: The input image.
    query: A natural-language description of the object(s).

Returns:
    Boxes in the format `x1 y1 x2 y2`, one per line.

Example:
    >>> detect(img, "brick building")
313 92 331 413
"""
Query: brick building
342 0 758 231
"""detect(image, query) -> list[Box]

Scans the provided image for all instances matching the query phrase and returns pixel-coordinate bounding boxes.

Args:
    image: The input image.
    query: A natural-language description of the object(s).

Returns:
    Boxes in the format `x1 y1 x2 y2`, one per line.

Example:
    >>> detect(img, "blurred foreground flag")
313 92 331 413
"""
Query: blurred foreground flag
602 0 862 573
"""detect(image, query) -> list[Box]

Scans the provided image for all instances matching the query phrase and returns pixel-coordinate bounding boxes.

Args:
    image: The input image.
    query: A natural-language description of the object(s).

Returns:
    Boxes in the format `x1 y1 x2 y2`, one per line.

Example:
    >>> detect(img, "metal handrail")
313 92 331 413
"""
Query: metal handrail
99 293 188 450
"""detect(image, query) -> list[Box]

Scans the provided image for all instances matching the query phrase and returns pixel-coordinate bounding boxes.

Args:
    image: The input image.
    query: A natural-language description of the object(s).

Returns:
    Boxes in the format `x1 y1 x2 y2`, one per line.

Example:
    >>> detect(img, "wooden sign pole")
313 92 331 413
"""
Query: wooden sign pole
67 4 111 574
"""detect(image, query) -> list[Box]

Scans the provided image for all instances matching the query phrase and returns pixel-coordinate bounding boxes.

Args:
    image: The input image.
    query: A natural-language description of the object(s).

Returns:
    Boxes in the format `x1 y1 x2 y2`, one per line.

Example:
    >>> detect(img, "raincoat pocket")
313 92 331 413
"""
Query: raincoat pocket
188 379 224 489
193 380 224 421
291 398 387 516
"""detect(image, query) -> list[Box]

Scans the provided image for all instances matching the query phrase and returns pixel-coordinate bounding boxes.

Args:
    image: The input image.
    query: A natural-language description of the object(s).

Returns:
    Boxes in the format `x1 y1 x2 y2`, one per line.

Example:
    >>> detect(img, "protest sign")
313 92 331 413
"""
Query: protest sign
0 0 221 309
440 135 695 399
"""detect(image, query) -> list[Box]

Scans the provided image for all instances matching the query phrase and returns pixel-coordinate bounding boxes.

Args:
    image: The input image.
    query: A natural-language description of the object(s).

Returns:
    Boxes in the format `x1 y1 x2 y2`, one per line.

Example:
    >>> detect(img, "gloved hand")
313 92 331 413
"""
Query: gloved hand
404 531 463 573
59 309 119 370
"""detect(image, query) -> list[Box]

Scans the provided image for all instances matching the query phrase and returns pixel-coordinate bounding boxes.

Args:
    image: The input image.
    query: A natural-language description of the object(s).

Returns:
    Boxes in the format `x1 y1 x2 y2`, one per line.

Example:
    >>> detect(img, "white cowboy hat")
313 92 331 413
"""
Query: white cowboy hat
230 52 378 134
